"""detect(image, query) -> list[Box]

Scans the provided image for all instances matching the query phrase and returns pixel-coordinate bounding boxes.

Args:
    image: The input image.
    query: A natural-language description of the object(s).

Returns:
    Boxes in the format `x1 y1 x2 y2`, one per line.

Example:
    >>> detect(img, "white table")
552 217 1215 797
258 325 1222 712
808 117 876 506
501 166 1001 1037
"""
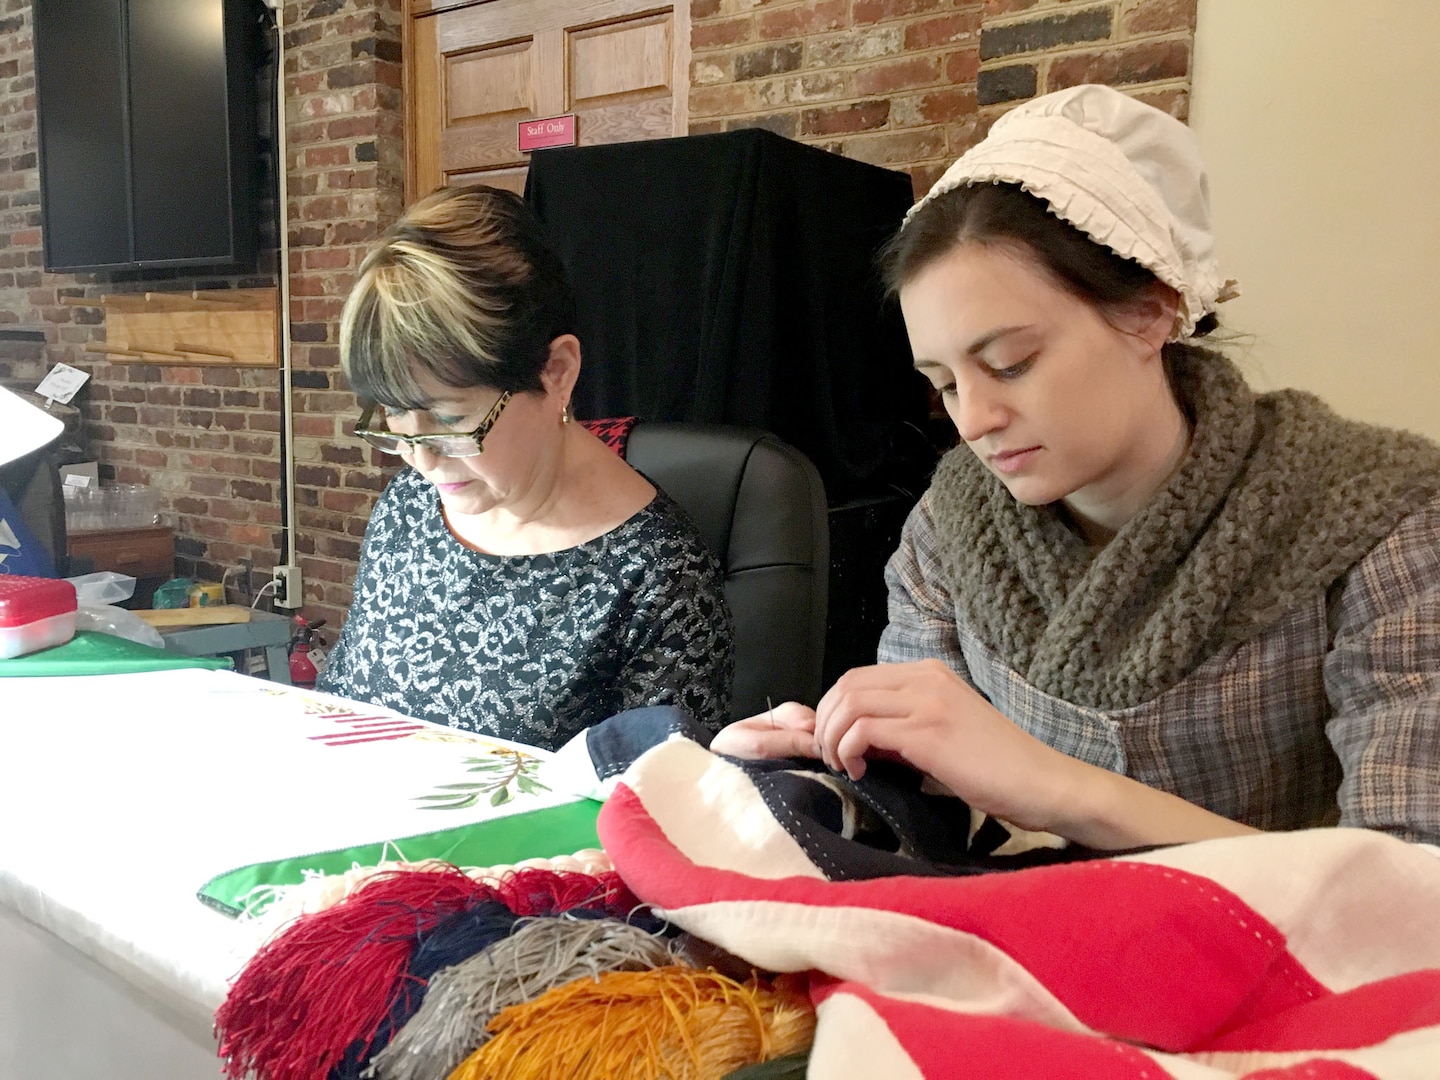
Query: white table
0 669 594 1079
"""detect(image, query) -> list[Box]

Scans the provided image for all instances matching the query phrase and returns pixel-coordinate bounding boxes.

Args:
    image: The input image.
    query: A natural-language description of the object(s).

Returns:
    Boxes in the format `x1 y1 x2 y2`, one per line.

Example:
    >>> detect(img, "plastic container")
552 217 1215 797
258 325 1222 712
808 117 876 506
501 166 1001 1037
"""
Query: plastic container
63 483 161 531
63 485 108 531
109 483 160 527
66 571 138 606
0 576 78 659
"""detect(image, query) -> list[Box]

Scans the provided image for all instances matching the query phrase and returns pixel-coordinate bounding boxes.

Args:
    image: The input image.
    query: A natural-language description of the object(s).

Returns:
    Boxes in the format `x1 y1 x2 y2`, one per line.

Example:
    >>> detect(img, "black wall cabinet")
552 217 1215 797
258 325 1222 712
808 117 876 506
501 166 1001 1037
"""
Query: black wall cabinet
33 0 262 273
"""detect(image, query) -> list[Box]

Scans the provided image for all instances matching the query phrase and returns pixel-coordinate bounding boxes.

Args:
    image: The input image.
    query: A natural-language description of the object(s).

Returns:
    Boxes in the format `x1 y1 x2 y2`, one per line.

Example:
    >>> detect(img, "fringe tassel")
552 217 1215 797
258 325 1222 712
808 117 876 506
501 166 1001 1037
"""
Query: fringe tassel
447 967 816 1080
340 872 647 1080
489 867 638 919
218 865 626 1080
216 865 489 1080
370 916 674 1080
237 851 615 933
331 900 521 1080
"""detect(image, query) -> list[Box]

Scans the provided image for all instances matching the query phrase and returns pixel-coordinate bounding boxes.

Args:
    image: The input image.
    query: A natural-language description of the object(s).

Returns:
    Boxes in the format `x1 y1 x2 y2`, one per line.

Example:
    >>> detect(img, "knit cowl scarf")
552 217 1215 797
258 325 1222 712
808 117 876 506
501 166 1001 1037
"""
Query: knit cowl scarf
928 352 1440 712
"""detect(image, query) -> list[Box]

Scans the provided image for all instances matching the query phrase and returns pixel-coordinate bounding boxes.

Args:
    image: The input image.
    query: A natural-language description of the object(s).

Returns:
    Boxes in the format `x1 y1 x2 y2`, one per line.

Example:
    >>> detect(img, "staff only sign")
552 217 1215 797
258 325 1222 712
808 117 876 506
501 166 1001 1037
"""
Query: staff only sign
518 114 577 152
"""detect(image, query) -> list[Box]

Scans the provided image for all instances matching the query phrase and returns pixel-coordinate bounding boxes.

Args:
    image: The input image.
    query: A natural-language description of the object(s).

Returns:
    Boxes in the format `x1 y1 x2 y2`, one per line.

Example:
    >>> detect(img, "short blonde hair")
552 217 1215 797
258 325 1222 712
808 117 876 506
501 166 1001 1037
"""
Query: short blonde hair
340 185 575 408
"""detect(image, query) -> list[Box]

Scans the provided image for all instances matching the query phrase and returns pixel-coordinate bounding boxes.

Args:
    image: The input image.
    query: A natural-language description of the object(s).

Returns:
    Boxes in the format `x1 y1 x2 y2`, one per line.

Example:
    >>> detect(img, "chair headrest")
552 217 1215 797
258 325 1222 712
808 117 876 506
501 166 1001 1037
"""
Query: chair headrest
622 423 825 572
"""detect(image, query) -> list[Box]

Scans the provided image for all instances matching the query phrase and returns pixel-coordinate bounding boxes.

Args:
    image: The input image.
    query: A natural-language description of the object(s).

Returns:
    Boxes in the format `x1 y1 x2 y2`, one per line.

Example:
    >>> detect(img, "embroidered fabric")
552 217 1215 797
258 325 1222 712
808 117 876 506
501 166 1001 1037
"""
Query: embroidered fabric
570 706 1108 877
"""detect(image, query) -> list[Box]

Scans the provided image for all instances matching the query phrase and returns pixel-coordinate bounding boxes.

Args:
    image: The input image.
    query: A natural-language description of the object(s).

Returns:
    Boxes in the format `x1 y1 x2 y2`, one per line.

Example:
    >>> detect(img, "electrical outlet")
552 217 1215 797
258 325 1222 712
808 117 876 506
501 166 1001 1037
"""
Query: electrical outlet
271 565 303 610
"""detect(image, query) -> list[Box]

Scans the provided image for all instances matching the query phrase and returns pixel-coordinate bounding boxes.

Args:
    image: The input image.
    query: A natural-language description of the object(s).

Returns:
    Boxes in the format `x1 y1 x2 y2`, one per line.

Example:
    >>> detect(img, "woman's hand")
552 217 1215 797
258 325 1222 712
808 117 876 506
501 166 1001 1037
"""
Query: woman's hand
812 659 1073 831
813 659 1261 848
709 663 1070 830
713 661 1261 849
710 701 820 761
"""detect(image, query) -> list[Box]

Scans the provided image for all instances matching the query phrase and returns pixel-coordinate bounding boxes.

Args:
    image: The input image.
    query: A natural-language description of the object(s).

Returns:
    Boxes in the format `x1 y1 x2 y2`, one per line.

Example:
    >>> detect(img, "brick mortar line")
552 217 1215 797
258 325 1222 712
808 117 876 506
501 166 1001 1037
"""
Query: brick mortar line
693 38 982 56
691 35 984 52
690 107 972 123
979 3 1116 29
976 30 1190 66
690 54 975 71
976 24 1193 48
701 72 1181 118
692 64 981 88
974 80 1190 111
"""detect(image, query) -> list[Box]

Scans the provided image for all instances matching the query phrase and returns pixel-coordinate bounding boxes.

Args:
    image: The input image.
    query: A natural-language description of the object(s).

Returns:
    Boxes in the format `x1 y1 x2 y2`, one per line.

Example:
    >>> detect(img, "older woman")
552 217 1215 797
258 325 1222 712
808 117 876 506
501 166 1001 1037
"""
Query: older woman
319 185 733 750
715 85 1440 848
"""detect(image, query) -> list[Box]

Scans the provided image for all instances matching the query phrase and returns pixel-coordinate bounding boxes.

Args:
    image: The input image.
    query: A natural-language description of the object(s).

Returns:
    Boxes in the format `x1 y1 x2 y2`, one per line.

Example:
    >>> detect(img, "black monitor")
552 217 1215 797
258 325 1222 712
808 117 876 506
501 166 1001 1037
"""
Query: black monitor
33 0 264 273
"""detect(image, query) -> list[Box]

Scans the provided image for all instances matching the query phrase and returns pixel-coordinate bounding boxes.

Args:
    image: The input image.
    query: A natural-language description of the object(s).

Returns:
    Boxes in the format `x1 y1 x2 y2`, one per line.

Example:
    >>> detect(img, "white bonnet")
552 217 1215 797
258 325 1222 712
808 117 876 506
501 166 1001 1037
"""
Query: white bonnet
905 84 1240 341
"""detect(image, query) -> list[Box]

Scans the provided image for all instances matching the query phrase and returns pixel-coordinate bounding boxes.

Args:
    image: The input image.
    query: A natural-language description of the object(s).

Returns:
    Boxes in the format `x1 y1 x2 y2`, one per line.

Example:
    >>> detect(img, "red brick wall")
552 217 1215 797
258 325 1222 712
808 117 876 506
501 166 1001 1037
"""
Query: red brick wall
278 0 404 628
0 0 402 629
978 0 1194 125
690 0 1195 197
0 0 1197 635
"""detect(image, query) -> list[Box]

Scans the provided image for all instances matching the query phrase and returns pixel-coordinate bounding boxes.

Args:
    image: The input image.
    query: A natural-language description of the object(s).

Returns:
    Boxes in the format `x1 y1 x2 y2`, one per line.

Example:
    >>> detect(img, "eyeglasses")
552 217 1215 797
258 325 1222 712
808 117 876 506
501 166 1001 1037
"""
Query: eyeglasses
354 392 512 458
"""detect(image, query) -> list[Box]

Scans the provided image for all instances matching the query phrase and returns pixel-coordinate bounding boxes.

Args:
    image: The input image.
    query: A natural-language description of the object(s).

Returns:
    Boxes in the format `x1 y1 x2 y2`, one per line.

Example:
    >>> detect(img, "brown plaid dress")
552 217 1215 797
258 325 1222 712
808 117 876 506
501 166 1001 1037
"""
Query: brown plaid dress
879 491 1440 845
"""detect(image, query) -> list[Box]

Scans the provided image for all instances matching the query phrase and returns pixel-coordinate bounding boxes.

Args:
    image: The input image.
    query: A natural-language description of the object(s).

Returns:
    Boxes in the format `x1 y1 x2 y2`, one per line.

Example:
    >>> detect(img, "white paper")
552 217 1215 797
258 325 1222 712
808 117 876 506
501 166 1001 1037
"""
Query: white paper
34 362 90 405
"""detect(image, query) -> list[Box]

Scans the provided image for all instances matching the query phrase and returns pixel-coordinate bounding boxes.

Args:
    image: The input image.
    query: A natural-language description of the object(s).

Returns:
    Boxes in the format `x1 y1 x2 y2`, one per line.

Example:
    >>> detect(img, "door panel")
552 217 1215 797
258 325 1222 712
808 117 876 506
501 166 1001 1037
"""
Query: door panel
407 0 689 200
440 116 530 171
569 12 672 104
447 40 536 121
576 96 673 146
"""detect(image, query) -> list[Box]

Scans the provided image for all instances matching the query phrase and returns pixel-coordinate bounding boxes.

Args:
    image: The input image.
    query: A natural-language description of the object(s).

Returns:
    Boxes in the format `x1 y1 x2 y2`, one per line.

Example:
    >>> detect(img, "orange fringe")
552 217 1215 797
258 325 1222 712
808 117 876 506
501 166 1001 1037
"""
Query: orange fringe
445 966 815 1080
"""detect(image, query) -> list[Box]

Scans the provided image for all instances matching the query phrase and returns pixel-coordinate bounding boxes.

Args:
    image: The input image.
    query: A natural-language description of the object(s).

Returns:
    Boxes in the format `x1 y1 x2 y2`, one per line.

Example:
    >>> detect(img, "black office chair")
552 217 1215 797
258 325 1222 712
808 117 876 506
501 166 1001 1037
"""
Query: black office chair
624 423 829 722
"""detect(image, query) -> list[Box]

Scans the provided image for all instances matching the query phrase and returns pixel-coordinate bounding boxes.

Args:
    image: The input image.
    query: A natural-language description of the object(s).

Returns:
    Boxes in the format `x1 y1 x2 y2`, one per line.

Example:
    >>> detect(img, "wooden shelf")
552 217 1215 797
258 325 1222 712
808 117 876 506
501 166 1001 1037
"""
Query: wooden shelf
72 288 280 367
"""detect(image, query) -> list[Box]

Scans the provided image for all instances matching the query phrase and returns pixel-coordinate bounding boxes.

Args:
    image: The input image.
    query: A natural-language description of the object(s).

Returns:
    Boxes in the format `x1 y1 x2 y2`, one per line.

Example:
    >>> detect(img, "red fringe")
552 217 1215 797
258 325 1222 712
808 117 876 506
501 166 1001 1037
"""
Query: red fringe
215 866 628 1080
496 867 639 918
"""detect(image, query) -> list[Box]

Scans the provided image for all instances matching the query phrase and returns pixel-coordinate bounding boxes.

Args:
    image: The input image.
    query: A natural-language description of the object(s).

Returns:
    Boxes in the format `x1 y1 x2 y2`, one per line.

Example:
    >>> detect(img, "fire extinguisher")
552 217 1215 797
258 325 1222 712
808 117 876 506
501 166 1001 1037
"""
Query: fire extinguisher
289 614 326 689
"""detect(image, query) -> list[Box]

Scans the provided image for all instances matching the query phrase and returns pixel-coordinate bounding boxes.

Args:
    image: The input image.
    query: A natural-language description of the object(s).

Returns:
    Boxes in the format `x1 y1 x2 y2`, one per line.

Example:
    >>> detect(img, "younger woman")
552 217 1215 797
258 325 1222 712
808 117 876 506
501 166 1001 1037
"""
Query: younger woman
714 85 1440 848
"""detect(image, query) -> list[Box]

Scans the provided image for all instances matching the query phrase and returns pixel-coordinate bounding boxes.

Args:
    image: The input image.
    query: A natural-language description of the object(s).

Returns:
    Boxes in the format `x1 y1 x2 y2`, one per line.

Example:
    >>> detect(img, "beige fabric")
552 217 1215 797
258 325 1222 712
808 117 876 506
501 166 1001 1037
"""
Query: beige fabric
907 84 1239 340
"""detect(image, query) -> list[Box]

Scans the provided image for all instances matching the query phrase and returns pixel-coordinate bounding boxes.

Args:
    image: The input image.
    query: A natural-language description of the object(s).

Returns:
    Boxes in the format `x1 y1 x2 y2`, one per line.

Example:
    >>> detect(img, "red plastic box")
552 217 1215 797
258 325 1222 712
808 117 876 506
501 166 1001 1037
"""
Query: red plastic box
0 576 78 659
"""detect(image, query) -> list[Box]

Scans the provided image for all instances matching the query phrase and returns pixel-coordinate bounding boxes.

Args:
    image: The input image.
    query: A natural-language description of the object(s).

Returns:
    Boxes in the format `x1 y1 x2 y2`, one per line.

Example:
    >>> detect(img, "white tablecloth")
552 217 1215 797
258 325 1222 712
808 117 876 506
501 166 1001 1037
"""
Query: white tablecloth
0 668 586 1078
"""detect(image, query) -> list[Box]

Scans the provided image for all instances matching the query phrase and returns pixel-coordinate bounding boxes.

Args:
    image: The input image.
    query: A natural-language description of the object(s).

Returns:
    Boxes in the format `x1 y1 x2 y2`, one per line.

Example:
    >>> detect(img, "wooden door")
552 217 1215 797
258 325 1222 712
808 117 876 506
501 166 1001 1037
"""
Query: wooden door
407 0 690 200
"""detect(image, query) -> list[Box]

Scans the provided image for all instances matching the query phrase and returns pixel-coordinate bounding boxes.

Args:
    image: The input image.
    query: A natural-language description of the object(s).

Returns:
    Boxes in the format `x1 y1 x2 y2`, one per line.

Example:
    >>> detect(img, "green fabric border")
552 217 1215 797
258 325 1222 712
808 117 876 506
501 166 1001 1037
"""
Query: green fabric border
0 631 232 676
198 799 603 917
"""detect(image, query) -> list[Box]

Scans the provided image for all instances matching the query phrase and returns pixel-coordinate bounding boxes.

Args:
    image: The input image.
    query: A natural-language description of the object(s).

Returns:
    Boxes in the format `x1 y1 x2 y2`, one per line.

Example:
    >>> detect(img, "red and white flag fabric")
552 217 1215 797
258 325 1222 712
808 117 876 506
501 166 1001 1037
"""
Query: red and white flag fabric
597 739 1440 1079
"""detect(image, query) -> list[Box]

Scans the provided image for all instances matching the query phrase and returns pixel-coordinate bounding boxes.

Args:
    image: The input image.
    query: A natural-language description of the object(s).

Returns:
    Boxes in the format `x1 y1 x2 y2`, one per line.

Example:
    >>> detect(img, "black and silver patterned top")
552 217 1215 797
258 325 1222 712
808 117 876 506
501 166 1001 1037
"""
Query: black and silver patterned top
318 468 734 750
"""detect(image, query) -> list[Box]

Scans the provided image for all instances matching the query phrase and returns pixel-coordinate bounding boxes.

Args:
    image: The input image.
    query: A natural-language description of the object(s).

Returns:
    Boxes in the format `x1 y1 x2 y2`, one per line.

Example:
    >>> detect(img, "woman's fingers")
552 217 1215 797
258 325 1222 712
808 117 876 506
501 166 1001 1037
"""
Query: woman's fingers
833 721 878 781
717 724 820 761
766 701 818 732
710 703 818 760
813 687 914 775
